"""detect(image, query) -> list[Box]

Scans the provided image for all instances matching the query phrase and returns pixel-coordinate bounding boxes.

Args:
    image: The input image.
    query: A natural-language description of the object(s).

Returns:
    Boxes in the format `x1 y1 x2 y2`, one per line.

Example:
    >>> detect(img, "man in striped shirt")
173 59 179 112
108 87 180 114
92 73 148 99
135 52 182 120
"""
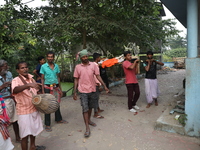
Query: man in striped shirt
12 62 44 150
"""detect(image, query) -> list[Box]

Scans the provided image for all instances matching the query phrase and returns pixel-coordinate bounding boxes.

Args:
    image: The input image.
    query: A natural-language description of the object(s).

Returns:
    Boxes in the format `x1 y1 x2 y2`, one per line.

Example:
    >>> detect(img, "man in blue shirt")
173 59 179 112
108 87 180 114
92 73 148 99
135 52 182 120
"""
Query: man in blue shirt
40 51 67 132
33 56 45 83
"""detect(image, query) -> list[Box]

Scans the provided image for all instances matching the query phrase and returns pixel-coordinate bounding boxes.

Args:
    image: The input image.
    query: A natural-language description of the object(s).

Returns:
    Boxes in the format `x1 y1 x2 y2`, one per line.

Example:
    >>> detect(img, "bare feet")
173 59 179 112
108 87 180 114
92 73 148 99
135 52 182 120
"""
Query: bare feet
57 120 68 124
98 109 104 113
155 101 158 106
15 139 21 143
146 104 151 108
93 115 104 119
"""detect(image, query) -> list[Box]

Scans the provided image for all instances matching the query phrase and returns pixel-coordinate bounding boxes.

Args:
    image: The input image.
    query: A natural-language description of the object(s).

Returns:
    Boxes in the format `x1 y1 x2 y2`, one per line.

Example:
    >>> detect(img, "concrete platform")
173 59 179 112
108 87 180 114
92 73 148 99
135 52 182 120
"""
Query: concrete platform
155 107 185 135
155 88 186 136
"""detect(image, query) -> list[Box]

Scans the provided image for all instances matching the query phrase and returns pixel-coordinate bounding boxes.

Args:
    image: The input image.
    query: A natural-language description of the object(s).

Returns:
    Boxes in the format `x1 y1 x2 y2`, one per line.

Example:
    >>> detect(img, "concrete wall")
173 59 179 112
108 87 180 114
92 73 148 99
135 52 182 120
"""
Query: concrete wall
185 58 200 137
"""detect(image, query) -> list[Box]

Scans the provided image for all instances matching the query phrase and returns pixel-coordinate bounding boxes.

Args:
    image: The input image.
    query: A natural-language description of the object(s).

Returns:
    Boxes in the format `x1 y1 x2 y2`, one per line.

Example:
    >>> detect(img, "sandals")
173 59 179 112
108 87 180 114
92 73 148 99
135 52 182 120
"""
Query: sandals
36 145 46 150
84 131 90 137
89 121 97 127
45 126 52 132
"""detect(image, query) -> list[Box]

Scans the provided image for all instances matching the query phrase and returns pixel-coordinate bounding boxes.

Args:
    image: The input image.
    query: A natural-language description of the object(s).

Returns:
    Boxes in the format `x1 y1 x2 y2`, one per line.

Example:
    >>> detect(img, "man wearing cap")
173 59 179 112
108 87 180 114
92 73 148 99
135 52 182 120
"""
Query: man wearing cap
73 49 109 137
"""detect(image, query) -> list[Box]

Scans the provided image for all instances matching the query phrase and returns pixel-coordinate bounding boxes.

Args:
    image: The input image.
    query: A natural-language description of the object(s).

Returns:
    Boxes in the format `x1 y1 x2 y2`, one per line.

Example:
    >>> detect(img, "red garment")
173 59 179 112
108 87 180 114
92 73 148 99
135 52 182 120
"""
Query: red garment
101 58 118 68
122 60 138 84
44 85 62 103
0 115 10 140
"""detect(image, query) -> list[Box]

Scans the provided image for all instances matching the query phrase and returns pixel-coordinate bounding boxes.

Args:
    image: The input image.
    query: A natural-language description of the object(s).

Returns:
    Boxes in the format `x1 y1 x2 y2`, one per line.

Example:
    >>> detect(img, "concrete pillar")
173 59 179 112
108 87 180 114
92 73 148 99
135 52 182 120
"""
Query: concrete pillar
198 2 200 56
185 0 200 137
187 0 198 58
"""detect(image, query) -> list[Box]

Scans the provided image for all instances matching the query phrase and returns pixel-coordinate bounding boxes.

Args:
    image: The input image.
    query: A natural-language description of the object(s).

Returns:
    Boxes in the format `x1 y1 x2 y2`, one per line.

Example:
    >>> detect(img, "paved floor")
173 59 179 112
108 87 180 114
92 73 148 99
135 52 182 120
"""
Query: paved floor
10 69 200 150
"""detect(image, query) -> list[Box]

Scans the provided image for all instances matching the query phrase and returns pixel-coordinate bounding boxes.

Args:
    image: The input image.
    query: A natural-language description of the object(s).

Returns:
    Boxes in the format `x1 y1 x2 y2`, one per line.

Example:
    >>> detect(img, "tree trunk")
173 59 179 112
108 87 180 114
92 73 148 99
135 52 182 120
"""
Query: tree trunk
82 29 86 49
82 0 86 49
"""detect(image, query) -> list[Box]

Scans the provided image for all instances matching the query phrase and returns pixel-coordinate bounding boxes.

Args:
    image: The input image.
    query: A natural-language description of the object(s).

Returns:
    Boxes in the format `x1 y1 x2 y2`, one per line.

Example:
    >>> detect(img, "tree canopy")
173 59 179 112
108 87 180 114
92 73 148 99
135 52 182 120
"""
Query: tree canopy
34 0 179 56
0 0 180 76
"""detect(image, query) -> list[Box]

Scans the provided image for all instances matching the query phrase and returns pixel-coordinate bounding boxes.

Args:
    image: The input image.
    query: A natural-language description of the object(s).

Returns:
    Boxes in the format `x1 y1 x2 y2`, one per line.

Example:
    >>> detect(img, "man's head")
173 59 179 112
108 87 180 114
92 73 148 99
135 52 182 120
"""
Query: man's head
37 56 45 64
16 62 29 78
46 51 55 63
93 53 101 62
123 51 132 61
79 49 89 64
0 60 8 76
146 51 153 59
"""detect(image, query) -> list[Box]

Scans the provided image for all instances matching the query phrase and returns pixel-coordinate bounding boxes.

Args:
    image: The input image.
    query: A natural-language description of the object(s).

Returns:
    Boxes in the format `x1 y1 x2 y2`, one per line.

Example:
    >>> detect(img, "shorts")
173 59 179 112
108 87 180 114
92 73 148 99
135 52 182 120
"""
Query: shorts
80 92 98 113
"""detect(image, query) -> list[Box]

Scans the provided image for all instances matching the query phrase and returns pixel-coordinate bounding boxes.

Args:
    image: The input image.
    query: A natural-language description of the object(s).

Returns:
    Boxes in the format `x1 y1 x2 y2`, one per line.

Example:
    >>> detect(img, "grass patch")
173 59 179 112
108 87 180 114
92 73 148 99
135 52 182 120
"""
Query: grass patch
61 82 74 96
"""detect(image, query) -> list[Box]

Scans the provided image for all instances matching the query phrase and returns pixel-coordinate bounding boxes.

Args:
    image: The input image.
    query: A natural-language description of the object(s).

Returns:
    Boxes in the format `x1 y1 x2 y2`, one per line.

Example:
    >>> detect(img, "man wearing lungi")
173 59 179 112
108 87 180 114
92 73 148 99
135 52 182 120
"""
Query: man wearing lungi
40 51 67 132
122 51 140 113
143 51 164 108
0 60 20 143
12 62 44 150
73 49 109 137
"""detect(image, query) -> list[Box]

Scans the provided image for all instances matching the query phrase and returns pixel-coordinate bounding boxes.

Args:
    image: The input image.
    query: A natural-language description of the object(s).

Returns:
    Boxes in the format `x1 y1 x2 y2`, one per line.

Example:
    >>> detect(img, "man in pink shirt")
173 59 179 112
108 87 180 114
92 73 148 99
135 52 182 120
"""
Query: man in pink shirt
12 62 44 150
73 49 109 137
122 51 140 113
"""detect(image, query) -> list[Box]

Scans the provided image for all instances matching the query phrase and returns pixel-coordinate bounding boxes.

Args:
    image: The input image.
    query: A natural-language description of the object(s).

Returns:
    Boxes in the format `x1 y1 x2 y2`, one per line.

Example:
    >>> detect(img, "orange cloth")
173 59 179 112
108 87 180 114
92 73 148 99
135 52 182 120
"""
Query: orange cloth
101 58 118 68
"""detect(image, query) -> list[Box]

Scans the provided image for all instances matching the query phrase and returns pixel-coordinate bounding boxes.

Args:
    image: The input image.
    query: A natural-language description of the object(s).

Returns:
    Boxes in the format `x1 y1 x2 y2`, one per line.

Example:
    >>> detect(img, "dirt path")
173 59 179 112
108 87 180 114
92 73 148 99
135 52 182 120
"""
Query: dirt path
11 69 200 150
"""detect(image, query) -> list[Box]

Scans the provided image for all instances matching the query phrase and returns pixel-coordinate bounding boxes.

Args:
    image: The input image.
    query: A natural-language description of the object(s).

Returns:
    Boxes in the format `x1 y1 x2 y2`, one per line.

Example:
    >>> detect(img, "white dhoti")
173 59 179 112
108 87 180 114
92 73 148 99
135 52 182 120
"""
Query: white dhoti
0 133 14 150
0 98 18 123
18 111 43 138
145 79 160 103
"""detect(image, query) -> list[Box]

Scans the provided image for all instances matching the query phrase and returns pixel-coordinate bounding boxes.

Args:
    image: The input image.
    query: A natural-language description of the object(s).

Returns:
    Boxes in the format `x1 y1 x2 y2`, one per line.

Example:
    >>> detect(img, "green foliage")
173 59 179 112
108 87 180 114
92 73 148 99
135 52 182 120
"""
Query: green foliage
0 2 45 77
162 35 187 52
164 48 186 58
34 0 179 56
162 55 173 62
178 114 187 127
0 0 180 79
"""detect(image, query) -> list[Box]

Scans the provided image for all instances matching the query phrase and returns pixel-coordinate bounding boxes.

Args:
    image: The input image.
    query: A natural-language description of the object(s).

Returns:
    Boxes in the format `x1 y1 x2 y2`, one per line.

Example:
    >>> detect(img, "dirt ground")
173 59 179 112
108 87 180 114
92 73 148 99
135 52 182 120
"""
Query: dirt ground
10 69 200 150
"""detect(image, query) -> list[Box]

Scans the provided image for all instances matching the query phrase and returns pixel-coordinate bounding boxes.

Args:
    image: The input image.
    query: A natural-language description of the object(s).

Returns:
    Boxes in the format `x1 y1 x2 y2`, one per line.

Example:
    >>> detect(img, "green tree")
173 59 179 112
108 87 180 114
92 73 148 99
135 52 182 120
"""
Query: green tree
0 1 43 76
163 35 187 51
164 48 186 58
34 0 179 56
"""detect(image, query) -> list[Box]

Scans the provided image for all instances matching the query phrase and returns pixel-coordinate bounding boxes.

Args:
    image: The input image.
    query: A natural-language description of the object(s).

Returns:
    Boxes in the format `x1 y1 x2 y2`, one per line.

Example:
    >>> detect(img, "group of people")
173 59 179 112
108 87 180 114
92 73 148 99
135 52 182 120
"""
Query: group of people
122 50 164 113
0 51 67 150
0 50 110 150
0 49 163 150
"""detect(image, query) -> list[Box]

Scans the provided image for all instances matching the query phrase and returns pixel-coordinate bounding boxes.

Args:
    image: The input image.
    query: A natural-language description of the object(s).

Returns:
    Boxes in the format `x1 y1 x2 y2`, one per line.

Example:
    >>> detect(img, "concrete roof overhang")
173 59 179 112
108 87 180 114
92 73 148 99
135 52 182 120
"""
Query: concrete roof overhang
161 0 187 28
